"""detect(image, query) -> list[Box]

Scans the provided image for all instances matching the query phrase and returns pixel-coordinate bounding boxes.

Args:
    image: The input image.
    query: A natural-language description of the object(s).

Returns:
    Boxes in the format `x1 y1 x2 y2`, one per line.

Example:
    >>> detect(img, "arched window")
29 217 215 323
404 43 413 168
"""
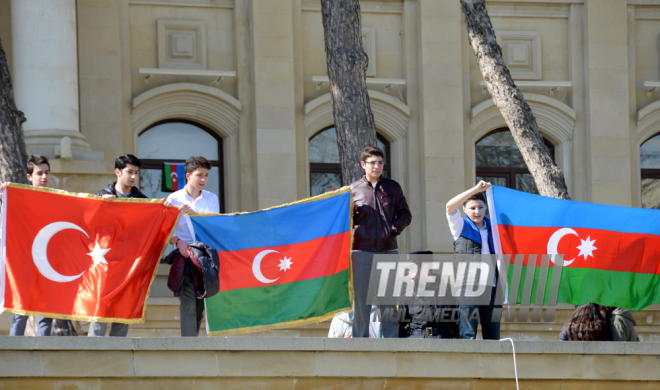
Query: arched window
309 127 390 197
476 128 555 194
138 120 225 212
640 134 660 209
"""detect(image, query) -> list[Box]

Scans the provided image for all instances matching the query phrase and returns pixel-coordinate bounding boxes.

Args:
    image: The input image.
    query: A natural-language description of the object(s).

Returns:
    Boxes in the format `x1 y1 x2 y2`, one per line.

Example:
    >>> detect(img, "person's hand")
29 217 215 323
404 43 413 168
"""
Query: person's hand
0 182 8 202
473 180 491 193
179 205 193 214
102 194 116 202
163 199 172 207
176 240 190 258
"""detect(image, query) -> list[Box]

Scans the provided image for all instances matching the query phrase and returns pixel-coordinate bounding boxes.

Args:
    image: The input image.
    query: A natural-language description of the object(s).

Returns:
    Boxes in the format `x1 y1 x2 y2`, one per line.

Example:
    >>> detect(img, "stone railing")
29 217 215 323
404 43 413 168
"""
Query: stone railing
0 337 658 388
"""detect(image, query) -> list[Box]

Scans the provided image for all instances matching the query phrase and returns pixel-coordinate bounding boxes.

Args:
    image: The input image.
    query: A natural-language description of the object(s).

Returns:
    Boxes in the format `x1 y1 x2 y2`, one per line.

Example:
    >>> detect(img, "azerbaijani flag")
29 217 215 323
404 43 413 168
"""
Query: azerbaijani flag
162 162 185 191
487 185 660 311
188 187 353 336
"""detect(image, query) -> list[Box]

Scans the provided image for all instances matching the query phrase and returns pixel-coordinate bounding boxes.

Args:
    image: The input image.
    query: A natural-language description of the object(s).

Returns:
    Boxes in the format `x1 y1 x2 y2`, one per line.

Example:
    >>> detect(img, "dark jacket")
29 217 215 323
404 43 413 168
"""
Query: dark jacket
350 176 411 252
164 241 220 299
610 308 639 342
96 182 148 199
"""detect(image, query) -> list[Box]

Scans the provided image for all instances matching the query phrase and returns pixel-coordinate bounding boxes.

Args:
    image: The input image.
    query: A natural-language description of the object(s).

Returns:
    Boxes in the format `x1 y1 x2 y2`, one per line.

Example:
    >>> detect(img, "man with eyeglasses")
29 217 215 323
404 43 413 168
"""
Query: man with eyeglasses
350 146 412 337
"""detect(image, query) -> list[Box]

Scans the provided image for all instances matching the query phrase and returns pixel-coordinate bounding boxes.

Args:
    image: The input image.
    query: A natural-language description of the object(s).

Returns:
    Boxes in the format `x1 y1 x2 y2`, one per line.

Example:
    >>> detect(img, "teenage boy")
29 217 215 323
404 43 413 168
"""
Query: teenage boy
88 154 148 337
350 146 411 338
166 156 219 337
445 180 500 340
1 155 54 336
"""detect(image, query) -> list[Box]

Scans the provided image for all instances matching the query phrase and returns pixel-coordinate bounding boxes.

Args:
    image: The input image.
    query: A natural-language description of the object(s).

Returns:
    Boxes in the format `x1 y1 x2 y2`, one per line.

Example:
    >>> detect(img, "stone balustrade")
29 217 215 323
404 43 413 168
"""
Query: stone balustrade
0 337 658 389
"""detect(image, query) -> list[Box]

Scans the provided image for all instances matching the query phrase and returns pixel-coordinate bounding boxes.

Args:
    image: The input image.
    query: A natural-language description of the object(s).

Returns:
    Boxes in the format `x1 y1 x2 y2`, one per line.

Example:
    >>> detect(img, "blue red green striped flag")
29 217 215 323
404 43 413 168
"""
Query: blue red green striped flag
188 188 353 336
162 162 185 192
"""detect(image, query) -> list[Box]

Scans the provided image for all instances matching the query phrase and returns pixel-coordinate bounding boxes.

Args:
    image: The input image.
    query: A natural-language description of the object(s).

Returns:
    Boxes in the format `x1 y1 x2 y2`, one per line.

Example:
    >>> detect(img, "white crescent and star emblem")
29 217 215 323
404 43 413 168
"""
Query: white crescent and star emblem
31 222 112 283
171 172 178 183
252 249 293 284
547 228 598 267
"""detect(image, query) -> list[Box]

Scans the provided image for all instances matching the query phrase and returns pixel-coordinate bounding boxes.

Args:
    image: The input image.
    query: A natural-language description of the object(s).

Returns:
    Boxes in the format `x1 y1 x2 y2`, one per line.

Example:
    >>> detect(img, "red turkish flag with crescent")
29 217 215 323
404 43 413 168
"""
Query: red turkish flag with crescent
0 184 180 323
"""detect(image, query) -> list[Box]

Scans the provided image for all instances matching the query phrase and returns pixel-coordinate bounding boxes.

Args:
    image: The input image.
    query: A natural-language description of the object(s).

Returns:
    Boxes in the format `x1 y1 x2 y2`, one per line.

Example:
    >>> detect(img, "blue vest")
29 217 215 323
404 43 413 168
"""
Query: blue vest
453 216 495 255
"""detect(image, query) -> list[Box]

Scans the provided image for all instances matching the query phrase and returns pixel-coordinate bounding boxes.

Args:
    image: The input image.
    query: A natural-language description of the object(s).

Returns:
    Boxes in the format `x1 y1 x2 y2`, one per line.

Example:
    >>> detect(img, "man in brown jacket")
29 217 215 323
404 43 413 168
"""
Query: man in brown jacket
350 146 411 338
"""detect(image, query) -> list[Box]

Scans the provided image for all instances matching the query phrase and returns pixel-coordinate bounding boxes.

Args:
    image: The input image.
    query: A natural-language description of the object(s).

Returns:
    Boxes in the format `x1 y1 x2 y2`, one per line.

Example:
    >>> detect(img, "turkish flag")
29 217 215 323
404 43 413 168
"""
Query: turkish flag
0 184 180 323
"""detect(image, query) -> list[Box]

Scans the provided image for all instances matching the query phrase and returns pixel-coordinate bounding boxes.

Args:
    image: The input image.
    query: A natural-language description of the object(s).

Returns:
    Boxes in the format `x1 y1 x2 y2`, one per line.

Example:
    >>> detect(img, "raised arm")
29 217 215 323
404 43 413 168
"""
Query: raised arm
445 180 491 214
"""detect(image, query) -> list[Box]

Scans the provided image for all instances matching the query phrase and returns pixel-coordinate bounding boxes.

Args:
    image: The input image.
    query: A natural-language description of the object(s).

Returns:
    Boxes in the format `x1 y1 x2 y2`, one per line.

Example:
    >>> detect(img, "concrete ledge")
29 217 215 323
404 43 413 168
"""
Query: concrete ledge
0 337 659 384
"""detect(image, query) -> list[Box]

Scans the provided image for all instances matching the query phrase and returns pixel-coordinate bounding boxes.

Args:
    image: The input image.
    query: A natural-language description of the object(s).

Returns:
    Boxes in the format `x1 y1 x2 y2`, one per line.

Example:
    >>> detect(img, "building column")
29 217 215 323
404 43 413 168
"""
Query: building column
583 0 632 206
249 0 298 209
417 0 467 252
10 0 93 159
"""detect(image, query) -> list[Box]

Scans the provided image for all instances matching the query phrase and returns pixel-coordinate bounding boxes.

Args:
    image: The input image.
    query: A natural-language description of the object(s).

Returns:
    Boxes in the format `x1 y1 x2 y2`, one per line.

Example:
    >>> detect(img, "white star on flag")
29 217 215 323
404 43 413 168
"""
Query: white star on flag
278 256 293 272
87 242 110 268
576 236 597 260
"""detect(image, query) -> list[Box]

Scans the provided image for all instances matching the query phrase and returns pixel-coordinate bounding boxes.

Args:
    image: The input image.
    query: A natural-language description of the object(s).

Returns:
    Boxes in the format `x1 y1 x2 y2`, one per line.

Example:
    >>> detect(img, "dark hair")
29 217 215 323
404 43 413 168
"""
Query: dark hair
463 192 486 206
361 146 384 162
559 303 611 341
27 155 50 175
185 156 212 174
115 154 142 171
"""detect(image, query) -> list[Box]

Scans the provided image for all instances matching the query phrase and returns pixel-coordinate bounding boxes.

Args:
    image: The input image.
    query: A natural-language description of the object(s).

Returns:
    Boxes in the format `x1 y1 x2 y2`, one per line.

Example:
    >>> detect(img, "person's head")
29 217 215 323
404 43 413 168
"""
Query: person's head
360 146 385 181
114 154 141 189
559 303 611 341
27 155 50 187
185 156 212 192
463 192 487 226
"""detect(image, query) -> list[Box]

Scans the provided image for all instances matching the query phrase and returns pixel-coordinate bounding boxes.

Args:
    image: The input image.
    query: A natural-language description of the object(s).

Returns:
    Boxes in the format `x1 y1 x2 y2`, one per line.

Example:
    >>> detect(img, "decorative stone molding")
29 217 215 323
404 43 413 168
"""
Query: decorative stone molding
470 93 576 192
132 83 241 211
635 6 660 20
496 30 542 80
157 19 207 70
487 4 571 18
132 83 240 137
637 100 660 145
301 1 403 14
304 90 409 142
129 0 234 7
471 93 575 145
304 90 409 194
362 27 377 77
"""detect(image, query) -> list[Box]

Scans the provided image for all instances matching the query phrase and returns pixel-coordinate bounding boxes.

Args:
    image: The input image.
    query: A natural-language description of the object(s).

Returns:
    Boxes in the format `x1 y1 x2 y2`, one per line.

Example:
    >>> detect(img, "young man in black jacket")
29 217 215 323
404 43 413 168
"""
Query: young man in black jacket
350 146 412 338
88 154 148 337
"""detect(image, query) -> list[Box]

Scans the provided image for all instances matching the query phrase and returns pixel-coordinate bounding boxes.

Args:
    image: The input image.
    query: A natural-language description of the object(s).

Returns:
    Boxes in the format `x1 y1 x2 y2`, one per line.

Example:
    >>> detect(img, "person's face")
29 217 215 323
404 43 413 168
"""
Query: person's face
360 155 384 180
27 163 50 187
186 168 209 191
463 199 486 226
115 164 139 189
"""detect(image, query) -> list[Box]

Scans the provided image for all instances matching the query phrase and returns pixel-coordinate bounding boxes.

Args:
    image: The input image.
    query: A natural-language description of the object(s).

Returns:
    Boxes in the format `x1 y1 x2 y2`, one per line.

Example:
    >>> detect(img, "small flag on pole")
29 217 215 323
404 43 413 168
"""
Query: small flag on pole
163 162 186 192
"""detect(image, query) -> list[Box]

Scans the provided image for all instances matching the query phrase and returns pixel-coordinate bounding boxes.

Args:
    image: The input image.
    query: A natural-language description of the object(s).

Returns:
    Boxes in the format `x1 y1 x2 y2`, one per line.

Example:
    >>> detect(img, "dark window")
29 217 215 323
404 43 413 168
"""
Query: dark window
475 128 555 194
640 134 660 209
309 126 390 197
137 120 225 213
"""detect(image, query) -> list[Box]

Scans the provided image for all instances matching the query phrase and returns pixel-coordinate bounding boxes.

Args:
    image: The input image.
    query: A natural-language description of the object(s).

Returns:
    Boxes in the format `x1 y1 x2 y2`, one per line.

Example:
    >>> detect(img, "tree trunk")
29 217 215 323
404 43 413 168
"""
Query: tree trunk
460 0 571 200
320 0 378 186
1 38 76 336
0 39 29 184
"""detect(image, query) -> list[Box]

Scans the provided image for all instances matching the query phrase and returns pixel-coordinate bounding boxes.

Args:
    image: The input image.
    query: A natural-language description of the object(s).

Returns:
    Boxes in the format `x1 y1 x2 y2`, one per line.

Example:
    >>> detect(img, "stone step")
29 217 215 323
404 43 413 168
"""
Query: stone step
4 296 660 340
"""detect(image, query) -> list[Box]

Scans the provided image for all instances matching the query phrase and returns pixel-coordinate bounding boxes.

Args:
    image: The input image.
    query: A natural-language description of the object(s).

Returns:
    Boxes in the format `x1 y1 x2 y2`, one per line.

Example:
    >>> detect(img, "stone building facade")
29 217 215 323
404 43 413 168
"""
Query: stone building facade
1 0 660 254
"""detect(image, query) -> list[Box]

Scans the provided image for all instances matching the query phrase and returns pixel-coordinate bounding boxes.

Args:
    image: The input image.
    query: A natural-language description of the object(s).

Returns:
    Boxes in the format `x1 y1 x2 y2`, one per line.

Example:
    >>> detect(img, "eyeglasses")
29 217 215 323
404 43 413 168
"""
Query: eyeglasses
364 160 385 167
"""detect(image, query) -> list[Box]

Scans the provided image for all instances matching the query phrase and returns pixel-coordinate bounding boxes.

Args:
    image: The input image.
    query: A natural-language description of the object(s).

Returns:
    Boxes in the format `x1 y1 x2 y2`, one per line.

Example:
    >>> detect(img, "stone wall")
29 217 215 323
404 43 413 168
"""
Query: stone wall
0 337 658 389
